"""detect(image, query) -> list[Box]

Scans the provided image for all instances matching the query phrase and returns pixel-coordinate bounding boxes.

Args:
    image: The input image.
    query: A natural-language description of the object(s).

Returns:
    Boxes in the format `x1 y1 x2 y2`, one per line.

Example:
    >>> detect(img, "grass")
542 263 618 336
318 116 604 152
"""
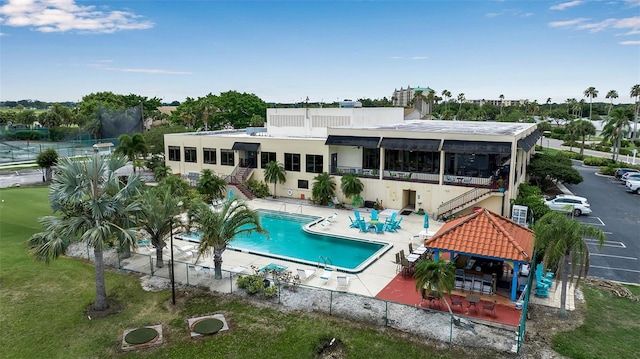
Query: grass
0 187 486 359
1 186 638 358
551 285 640 359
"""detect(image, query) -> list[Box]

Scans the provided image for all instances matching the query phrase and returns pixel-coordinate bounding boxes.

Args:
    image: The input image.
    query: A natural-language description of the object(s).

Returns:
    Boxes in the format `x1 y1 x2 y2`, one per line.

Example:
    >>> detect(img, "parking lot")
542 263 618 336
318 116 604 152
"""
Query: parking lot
566 162 640 284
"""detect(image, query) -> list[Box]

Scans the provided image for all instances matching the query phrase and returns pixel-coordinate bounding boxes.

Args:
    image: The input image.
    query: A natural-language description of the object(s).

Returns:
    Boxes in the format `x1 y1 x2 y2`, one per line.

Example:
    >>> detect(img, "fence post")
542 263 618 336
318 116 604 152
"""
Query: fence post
149 256 154 276
329 291 333 315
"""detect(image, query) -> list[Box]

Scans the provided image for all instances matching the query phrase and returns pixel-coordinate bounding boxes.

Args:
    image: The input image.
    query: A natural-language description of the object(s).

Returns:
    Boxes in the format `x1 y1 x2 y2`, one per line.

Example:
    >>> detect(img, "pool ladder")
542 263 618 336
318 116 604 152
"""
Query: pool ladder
317 255 333 269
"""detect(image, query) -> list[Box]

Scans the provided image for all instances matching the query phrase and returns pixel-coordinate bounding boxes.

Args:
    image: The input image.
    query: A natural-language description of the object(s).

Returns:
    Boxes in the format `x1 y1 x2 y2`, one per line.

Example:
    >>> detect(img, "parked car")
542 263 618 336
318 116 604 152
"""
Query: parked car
615 168 640 179
621 172 640 182
544 194 592 216
626 179 640 194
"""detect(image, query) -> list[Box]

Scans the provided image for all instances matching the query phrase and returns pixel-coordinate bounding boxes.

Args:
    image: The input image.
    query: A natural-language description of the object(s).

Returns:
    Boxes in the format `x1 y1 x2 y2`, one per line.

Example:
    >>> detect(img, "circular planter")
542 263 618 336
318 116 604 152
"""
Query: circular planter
192 318 224 335
124 327 159 345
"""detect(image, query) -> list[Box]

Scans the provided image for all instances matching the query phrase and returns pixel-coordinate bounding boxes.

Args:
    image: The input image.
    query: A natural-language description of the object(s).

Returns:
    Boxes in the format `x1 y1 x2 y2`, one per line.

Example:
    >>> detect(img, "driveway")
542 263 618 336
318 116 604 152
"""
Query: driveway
564 162 640 284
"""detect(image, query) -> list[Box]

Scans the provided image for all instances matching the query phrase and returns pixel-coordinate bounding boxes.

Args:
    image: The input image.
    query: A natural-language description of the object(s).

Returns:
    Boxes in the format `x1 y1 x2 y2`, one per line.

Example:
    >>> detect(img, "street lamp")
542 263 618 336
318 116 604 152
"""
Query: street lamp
168 216 176 305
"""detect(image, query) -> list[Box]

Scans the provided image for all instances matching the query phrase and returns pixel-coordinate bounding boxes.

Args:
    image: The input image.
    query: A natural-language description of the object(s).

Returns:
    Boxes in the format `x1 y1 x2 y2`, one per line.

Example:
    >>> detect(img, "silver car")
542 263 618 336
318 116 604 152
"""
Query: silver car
544 194 592 217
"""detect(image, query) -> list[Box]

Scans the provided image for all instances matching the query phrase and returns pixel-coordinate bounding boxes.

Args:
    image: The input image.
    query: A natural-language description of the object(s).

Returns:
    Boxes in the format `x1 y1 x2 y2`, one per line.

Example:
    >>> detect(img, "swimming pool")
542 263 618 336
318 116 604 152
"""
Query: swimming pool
175 209 391 273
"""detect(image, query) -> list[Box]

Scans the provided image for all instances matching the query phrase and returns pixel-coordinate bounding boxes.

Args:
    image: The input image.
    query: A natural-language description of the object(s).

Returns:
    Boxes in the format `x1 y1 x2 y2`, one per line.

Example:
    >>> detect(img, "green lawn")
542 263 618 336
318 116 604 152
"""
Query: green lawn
1 186 638 358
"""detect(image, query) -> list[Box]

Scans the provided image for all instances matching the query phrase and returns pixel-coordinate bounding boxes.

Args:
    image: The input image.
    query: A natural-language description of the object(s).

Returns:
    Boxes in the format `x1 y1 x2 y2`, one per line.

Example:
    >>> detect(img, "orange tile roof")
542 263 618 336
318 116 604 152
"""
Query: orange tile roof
424 208 534 262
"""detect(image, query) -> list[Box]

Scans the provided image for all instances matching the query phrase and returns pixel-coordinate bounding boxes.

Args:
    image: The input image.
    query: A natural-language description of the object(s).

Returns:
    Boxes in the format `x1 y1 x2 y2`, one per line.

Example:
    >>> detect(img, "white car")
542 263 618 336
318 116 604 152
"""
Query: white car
544 194 592 217
626 179 640 194
621 172 640 183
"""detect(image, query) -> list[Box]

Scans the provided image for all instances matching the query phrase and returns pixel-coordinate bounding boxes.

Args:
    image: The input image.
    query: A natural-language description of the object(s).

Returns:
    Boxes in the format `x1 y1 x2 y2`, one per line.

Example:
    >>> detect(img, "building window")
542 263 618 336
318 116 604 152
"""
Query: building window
184 147 197 163
168 146 181 161
261 152 277 168
362 148 380 170
203 148 216 164
221 149 235 166
285 153 300 172
298 180 309 189
305 154 323 173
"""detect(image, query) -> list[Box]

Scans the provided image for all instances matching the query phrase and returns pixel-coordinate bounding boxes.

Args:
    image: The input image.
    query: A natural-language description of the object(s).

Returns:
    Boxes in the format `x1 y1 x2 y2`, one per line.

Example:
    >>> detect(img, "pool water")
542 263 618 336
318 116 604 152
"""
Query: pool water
177 209 389 273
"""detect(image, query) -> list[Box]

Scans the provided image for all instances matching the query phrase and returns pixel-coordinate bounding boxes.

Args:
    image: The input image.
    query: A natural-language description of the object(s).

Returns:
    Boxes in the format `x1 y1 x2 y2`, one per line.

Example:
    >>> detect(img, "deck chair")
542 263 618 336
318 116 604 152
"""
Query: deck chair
336 275 350 290
296 268 316 282
409 243 414 253
482 300 497 317
384 212 397 225
319 267 333 284
354 211 365 224
173 245 194 260
454 269 465 289
358 220 370 233
348 216 359 228
394 252 402 273
374 222 385 234
535 264 553 285
451 295 464 312
201 266 212 279
370 209 379 221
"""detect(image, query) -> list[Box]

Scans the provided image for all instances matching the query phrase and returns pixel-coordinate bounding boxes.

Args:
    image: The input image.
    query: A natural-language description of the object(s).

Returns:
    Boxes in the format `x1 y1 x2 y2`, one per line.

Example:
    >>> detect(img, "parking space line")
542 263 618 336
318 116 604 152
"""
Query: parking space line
590 253 637 260
578 217 605 226
585 239 625 248
589 265 640 273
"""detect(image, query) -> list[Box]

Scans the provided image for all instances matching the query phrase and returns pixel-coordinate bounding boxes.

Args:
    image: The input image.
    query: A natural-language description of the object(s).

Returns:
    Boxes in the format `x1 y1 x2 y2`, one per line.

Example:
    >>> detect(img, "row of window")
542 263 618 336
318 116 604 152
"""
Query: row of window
168 146 325 174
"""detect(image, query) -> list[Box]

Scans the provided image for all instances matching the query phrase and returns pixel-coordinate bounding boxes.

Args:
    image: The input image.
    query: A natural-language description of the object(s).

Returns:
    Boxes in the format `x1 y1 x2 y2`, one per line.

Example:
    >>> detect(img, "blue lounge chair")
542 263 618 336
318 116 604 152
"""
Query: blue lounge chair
354 211 365 224
358 220 370 233
375 222 385 234
535 264 553 286
386 217 403 232
348 216 359 228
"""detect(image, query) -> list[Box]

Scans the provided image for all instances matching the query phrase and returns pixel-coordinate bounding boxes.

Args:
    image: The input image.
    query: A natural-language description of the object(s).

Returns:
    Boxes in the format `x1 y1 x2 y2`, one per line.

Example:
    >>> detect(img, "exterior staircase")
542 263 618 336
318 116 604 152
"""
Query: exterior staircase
436 187 497 219
223 165 255 200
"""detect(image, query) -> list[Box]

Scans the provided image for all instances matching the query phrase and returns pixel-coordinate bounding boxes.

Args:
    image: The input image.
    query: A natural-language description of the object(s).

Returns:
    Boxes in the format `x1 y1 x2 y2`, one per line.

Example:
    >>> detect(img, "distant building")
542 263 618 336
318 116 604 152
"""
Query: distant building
391 86 433 118
339 101 362 108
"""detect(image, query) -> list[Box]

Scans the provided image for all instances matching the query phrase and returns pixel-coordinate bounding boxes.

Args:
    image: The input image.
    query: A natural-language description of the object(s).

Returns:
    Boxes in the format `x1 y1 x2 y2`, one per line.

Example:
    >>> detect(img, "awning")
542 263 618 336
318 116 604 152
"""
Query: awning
231 142 260 151
442 140 511 154
325 135 380 148
517 130 542 152
380 138 441 151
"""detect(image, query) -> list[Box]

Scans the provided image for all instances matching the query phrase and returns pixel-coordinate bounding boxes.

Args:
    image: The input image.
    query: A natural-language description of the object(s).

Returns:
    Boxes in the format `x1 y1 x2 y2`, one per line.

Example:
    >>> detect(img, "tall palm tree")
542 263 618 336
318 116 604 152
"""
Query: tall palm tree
499 94 505 117
572 119 597 156
583 87 598 120
441 89 451 113
578 99 586 118
533 212 606 318
630 84 640 139
546 97 552 112
605 90 618 116
115 133 148 173
413 258 460 324
311 172 336 206
426 90 437 118
602 107 632 161
189 199 266 279
27 154 143 311
340 174 364 202
263 161 286 198
138 188 181 268
457 93 465 113
197 169 227 203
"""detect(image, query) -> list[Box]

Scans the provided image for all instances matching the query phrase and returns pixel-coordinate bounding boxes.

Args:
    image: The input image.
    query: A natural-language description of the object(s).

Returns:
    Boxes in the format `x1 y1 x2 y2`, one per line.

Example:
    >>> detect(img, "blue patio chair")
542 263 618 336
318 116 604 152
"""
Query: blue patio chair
534 286 549 298
386 217 403 232
535 264 553 287
348 216 359 228
375 222 385 234
384 212 397 225
358 220 370 233
370 209 379 221
354 211 365 224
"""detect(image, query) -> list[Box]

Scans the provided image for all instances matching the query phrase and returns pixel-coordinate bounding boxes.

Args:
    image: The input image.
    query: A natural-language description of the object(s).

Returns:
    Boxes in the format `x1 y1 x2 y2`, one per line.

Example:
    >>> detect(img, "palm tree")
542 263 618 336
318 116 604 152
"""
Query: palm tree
263 161 286 198
115 133 148 173
425 90 437 118
138 188 181 268
572 120 597 156
197 169 227 203
441 89 451 113
602 107 632 161
605 90 618 116
340 174 364 203
457 93 465 115
583 87 598 120
630 84 640 139
311 172 336 206
189 199 266 279
533 212 606 318
499 94 505 117
27 154 143 311
546 97 552 112
413 258 460 324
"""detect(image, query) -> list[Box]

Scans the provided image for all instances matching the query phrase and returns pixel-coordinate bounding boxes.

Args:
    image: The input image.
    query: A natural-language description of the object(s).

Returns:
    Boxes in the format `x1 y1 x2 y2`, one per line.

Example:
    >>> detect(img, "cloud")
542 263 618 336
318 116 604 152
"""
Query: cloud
548 18 589 27
576 18 617 32
389 56 404 60
115 68 192 75
0 32 6 36
0 0 153 34
619 40 640 45
410 56 428 60
550 1 583 11
625 0 640 8
485 9 534 18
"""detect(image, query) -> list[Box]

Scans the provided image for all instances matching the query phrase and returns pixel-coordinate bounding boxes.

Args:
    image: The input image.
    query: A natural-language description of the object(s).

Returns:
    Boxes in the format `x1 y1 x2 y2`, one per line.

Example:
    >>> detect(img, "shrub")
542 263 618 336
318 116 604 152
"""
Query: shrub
633 139 640 147
244 179 270 198
558 151 584 160
593 144 611 152
236 275 266 294
561 140 580 148
583 157 611 166
620 139 629 148
619 148 633 156
600 166 617 176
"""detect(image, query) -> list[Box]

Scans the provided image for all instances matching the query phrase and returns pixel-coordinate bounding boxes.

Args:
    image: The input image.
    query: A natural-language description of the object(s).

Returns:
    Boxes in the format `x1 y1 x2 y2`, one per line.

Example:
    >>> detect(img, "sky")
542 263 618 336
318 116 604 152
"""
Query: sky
0 0 639 105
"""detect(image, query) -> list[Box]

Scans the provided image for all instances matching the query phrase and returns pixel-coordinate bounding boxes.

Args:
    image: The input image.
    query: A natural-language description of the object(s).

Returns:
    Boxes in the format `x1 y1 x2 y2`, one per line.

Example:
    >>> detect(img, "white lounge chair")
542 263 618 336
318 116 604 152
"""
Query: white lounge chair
319 267 333 284
201 266 212 279
297 268 316 282
228 265 248 276
172 245 194 260
337 275 350 290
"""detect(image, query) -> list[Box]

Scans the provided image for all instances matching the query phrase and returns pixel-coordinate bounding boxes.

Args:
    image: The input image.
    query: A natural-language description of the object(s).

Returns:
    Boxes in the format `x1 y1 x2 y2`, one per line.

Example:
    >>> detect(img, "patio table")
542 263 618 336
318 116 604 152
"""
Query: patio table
466 294 480 314
406 254 420 263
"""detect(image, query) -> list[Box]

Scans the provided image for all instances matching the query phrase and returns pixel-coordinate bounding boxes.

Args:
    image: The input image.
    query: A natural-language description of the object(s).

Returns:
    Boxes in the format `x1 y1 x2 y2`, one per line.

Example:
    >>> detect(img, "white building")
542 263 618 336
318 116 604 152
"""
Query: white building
165 107 540 218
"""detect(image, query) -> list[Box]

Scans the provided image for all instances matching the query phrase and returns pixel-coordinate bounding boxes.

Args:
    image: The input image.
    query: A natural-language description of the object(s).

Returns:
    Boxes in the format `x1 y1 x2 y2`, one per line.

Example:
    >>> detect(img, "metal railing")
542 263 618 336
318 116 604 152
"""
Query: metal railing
437 187 493 218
